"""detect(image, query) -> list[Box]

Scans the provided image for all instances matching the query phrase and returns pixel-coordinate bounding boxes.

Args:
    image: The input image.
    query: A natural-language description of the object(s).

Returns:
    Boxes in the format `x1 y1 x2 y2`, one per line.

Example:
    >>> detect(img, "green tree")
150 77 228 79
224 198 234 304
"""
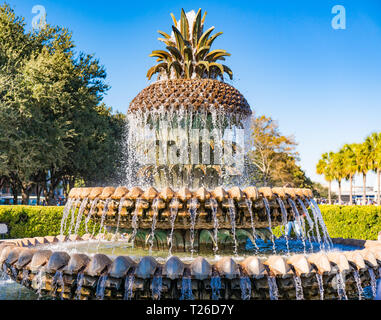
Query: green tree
0 4 124 204
316 152 334 204
365 132 381 205
248 114 298 186
332 151 346 205
340 144 358 205
353 142 372 205
269 152 313 188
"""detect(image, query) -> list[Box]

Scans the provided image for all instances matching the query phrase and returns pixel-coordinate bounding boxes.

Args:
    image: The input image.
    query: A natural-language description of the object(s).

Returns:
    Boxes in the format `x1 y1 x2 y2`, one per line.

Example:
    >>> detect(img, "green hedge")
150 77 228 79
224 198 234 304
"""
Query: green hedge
0 205 98 239
272 205 381 241
1 205 380 241
319 205 381 241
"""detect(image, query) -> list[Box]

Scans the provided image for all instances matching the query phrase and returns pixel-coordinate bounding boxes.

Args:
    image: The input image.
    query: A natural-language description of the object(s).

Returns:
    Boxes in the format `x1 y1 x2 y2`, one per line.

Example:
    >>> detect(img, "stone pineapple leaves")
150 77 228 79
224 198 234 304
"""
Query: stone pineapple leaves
147 8 233 81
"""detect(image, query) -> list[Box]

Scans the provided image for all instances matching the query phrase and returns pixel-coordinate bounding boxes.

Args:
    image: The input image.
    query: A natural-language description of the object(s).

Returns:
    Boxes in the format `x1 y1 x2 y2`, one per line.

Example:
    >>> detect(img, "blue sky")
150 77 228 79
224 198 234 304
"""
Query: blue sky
6 0 381 189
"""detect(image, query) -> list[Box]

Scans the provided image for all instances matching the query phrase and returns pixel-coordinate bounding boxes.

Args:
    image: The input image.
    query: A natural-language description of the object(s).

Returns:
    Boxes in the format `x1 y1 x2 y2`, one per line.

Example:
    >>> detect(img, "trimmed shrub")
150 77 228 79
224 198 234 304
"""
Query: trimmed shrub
320 205 381 240
1 205 380 241
0 205 98 239
271 205 381 241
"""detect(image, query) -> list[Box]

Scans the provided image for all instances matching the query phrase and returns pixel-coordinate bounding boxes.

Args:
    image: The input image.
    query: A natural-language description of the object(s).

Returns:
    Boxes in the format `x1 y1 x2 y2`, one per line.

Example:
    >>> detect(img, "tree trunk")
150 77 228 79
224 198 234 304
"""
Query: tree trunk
363 172 367 205
377 169 380 206
328 181 332 205
36 183 42 206
21 188 30 205
338 180 342 205
11 186 18 205
349 175 353 205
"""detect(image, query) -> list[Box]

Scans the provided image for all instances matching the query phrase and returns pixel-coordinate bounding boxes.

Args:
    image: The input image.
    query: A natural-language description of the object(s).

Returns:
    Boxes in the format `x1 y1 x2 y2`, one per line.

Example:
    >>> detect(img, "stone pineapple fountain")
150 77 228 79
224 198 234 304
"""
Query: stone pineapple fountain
1 9 381 300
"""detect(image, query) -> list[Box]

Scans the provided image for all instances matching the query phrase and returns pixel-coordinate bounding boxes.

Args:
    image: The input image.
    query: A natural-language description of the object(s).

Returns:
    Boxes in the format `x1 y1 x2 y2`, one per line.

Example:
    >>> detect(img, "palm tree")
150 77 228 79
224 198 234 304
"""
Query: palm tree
316 152 335 204
340 144 358 205
332 151 346 205
353 142 372 205
365 132 381 205
147 8 233 81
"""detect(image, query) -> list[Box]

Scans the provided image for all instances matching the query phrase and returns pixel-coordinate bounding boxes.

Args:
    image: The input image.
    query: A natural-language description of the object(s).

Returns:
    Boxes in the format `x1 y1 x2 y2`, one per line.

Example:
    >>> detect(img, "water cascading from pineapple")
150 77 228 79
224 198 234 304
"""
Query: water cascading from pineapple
124 107 250 191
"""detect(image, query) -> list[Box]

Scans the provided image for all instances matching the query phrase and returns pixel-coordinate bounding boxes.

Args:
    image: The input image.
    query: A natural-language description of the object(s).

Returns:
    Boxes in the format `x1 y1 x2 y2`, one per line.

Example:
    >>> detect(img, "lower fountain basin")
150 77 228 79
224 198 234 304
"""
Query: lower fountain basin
1 235 381 300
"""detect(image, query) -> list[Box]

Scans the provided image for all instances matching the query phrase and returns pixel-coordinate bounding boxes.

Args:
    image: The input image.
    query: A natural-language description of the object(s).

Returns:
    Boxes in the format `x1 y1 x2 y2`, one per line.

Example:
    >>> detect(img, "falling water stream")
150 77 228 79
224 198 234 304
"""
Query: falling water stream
276 198 290 255
288 198 307 255
263 198 276 254
336 272 348 300
211 276 221 300
111 197 126 255
84 198 99 234
228 199 238 256
35 269 44 300
168 199 178 256
267 276 279 300
124 274 135 300
52 271 65 300
308 198 333 249
75 273 84 300
297 198 318 252
210 198 219 255
239 276 251 300
98 199 111 238
60 198 73 236
95 275 108 300
148 199 160 255
293 275 304 300
368 268 377 298
245 199 259 254
67 198 81 236
180 277 194 300
189 199 198 257
130 199 142 248
151 275 163 300
73 198 88 236
353 270 364 300
315 273 324 300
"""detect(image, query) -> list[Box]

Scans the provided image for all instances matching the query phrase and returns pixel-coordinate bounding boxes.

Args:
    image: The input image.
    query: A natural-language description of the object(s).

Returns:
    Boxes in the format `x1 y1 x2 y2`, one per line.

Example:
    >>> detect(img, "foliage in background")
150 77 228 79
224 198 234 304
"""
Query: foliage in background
0 4 125 205
319 205 381 240
0 205 98 239
316 132 381 205
272 205 381 240
247 113 316 191
1 204 380 241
